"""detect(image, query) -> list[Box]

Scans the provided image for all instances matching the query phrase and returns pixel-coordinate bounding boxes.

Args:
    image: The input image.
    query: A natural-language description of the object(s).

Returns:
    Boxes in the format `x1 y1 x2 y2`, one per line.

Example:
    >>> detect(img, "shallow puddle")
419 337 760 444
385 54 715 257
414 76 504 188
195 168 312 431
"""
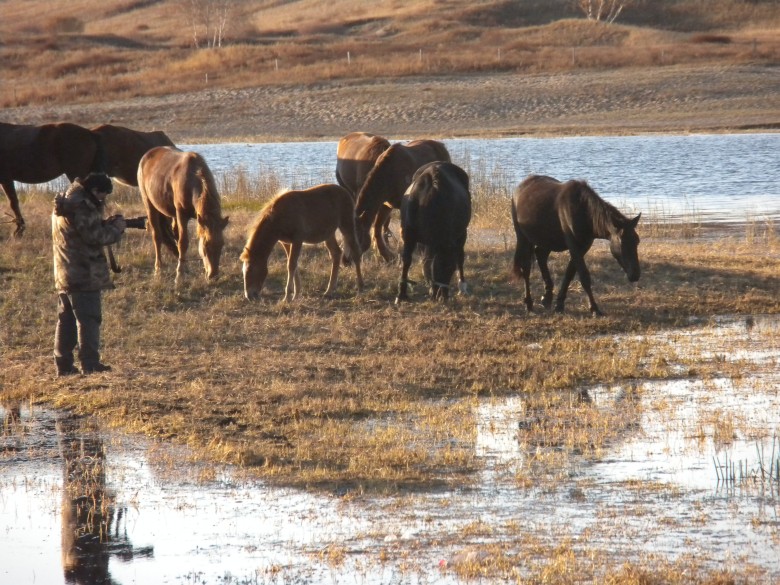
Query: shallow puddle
1 316 778 584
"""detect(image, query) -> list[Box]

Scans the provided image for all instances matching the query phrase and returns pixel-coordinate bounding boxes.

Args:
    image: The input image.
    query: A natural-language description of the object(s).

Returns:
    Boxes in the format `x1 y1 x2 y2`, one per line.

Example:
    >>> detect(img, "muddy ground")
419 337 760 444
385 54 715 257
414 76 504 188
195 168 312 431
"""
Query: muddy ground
3 64 779 142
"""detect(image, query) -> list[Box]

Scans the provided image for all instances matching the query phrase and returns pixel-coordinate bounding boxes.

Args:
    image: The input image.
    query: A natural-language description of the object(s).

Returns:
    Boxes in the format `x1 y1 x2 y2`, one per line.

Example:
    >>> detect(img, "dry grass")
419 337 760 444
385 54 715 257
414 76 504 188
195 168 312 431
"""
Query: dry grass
1 173 778 494
0 0 778 109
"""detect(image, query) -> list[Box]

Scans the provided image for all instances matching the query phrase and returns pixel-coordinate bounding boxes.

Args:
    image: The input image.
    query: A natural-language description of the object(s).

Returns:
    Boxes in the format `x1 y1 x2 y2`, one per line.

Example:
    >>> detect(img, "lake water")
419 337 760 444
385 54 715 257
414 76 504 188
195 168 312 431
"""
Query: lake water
181 133 780 224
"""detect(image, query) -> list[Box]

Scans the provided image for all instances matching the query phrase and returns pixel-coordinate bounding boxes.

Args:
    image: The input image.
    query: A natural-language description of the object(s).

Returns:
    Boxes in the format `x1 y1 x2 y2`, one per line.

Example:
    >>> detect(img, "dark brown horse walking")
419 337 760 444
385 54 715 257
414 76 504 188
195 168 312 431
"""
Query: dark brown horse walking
241 184 363 302
397 162 471 302
511 174 641 316
354 139 451 262
92 124 175 186
137 146 228 281
0 122 103 236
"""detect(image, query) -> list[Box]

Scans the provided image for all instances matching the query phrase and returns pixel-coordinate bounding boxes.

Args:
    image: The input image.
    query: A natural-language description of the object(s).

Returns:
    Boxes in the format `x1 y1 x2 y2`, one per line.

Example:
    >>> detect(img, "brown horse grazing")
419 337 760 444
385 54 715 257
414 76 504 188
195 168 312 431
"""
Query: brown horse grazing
511 174 641 316
91 124 175 186
336 132 392 257
397 162 471 303
240 184 364 302
0 122 102 236
354 139 451 262
137 146 229 281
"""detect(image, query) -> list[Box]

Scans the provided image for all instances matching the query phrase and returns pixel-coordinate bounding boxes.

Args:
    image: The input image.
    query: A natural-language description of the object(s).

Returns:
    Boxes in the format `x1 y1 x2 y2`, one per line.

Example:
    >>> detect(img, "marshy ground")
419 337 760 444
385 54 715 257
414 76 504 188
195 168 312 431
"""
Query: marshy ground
1 179 778 583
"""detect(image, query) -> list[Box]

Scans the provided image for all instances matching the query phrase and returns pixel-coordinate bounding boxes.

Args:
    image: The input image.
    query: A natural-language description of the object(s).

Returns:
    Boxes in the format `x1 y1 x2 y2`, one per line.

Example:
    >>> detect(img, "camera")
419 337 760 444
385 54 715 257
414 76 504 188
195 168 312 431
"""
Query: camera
124 216 147 230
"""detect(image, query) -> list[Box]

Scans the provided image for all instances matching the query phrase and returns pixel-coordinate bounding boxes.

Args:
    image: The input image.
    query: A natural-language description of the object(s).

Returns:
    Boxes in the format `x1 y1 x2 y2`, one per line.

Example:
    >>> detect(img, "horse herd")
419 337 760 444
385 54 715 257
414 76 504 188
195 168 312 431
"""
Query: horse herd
0 123 641 315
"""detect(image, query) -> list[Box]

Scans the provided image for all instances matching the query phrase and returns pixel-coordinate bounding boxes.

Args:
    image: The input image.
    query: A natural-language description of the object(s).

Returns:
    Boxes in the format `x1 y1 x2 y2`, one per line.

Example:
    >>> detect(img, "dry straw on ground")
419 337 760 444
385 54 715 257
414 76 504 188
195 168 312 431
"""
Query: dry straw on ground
1 177 778 493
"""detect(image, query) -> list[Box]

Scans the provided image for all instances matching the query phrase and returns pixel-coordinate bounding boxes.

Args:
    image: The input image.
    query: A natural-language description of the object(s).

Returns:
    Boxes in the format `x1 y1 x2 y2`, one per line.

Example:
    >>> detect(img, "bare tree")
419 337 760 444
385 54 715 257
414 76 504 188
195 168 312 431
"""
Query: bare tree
577 0 634 24
181 0 236 48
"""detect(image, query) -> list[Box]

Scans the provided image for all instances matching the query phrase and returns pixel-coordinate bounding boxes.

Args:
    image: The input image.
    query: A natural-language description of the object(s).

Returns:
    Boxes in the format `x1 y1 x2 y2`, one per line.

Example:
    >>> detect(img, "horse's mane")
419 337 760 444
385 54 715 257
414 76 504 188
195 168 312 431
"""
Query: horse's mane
356 145 398 213
194 162 222 219
578 181 627 233
243 189 289 257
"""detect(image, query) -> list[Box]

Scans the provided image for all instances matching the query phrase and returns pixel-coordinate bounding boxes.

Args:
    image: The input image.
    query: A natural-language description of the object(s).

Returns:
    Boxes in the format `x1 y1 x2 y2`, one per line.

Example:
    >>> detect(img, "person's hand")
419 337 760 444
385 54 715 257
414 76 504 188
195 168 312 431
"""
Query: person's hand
108 215 126 232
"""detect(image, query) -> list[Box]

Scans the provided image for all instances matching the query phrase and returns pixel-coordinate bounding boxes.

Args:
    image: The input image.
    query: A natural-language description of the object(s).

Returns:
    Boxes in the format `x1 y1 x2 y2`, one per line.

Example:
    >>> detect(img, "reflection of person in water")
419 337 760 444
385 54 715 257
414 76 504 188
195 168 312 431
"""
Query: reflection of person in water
58 415 152 585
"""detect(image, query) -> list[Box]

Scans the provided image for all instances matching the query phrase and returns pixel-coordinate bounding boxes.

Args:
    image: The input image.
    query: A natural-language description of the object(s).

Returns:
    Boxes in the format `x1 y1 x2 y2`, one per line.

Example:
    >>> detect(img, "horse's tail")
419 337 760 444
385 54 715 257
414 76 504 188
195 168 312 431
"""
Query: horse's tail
510 197 525 281
193 163 228 236
159 216 179 255
340 191 360 266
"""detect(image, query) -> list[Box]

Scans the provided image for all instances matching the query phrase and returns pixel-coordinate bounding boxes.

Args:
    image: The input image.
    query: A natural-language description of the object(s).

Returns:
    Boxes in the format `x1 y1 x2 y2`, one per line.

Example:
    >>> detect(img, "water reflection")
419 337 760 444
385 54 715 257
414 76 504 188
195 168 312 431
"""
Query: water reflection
1 316 778 583
58 415 153 585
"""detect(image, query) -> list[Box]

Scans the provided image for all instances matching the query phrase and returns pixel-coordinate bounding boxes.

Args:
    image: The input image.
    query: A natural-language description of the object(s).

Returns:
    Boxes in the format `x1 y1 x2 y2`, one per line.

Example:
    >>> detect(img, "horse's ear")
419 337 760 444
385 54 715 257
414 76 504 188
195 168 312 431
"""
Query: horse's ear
629 213 641 229
222 216 229 229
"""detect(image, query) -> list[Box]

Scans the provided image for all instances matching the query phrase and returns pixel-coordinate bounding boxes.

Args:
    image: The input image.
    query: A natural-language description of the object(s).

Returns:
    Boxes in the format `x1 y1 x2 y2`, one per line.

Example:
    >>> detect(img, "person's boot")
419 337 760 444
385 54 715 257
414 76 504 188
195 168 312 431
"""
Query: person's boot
82 362 112 374
55 356 79 377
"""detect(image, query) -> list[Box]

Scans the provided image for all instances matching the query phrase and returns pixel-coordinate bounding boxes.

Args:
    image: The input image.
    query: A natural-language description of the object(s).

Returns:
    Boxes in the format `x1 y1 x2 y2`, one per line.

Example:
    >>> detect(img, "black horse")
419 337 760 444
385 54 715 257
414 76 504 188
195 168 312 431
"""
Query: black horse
511 174 641 316
396 161 471 302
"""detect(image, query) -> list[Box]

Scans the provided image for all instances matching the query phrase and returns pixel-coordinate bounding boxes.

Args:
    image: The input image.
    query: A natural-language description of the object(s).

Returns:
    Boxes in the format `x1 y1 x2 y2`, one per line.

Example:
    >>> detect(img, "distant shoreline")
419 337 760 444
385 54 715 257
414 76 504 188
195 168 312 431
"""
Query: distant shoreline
4 65 779 143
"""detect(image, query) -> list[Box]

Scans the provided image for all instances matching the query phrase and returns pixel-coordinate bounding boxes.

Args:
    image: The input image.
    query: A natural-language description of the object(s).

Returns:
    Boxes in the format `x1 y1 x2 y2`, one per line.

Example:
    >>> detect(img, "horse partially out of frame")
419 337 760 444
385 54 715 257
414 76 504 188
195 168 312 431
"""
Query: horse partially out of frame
0 122 103 236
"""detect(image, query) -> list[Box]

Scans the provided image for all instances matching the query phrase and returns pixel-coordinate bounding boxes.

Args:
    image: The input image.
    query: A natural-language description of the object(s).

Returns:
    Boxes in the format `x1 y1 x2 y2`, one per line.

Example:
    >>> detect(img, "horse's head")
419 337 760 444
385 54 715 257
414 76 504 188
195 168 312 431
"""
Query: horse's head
197 215 229 280
240 246 266 301
431 252 458 301
609 213 641 282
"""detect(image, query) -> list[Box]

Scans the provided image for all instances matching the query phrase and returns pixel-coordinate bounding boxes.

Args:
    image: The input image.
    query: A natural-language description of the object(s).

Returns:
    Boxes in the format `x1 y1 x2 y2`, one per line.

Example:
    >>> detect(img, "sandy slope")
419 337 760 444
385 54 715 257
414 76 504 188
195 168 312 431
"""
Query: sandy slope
3 64 779 142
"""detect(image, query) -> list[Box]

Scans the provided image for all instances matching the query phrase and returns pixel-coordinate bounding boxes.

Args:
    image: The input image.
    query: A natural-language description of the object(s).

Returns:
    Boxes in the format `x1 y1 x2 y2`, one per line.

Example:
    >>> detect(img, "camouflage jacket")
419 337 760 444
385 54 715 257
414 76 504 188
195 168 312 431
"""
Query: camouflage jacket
52 183 124 292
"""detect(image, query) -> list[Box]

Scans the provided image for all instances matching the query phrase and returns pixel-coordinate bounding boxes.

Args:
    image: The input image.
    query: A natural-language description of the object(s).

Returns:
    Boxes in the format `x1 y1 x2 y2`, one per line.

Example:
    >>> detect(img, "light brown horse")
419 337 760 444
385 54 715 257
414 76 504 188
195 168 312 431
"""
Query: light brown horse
91 124 175 186
336 132 392 262
354 139 451 261
137 146 228 281
0 121 102 236
240 184 363 301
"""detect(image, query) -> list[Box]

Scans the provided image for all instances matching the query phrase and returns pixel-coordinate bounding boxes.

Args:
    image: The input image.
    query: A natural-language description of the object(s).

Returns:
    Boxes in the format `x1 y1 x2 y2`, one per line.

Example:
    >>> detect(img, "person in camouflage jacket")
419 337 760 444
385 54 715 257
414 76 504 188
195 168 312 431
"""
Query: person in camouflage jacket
52 173 126 376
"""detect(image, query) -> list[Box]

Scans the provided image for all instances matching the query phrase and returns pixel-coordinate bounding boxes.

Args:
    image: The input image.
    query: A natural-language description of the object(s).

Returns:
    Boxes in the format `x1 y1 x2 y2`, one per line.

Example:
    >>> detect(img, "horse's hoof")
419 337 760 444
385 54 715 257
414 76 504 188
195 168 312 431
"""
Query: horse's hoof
458 281 469 295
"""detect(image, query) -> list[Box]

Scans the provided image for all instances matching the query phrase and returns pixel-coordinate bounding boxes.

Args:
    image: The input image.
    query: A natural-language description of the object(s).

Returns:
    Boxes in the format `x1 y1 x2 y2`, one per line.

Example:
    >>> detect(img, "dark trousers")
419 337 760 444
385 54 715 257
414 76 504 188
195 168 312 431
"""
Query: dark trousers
55 291 102 369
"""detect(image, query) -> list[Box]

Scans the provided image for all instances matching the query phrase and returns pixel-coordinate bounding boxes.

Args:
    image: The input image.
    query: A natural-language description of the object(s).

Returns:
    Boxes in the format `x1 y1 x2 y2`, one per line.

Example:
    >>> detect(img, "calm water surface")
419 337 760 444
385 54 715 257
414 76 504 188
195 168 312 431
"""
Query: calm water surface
183 133 780 223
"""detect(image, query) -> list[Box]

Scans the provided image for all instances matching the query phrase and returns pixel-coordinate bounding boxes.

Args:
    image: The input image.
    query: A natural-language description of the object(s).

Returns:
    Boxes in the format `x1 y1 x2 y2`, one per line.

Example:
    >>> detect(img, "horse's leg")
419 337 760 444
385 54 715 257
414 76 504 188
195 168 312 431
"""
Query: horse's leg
373 206 395 263
535 247 555 310
456 234 468 295
395 235 416 303
284 241 303 302
1 182 25 237
555 257 580 314
339 223 364 293
323 235 342 297
422 246 433 284
571 253 602 316
174 212 189 282
512 234 535 312
142 203 166 276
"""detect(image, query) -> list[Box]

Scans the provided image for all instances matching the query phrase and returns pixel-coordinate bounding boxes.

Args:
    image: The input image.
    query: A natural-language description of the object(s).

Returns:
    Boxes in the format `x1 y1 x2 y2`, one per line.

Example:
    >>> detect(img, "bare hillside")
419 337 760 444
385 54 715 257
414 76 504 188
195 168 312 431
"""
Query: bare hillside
0 0 778 140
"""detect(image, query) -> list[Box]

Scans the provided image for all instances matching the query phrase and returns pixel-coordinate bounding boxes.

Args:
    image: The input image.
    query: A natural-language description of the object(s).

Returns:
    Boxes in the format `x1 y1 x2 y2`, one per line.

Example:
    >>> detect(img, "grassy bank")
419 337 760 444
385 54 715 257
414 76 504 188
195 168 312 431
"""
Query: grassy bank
1 174 778 493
